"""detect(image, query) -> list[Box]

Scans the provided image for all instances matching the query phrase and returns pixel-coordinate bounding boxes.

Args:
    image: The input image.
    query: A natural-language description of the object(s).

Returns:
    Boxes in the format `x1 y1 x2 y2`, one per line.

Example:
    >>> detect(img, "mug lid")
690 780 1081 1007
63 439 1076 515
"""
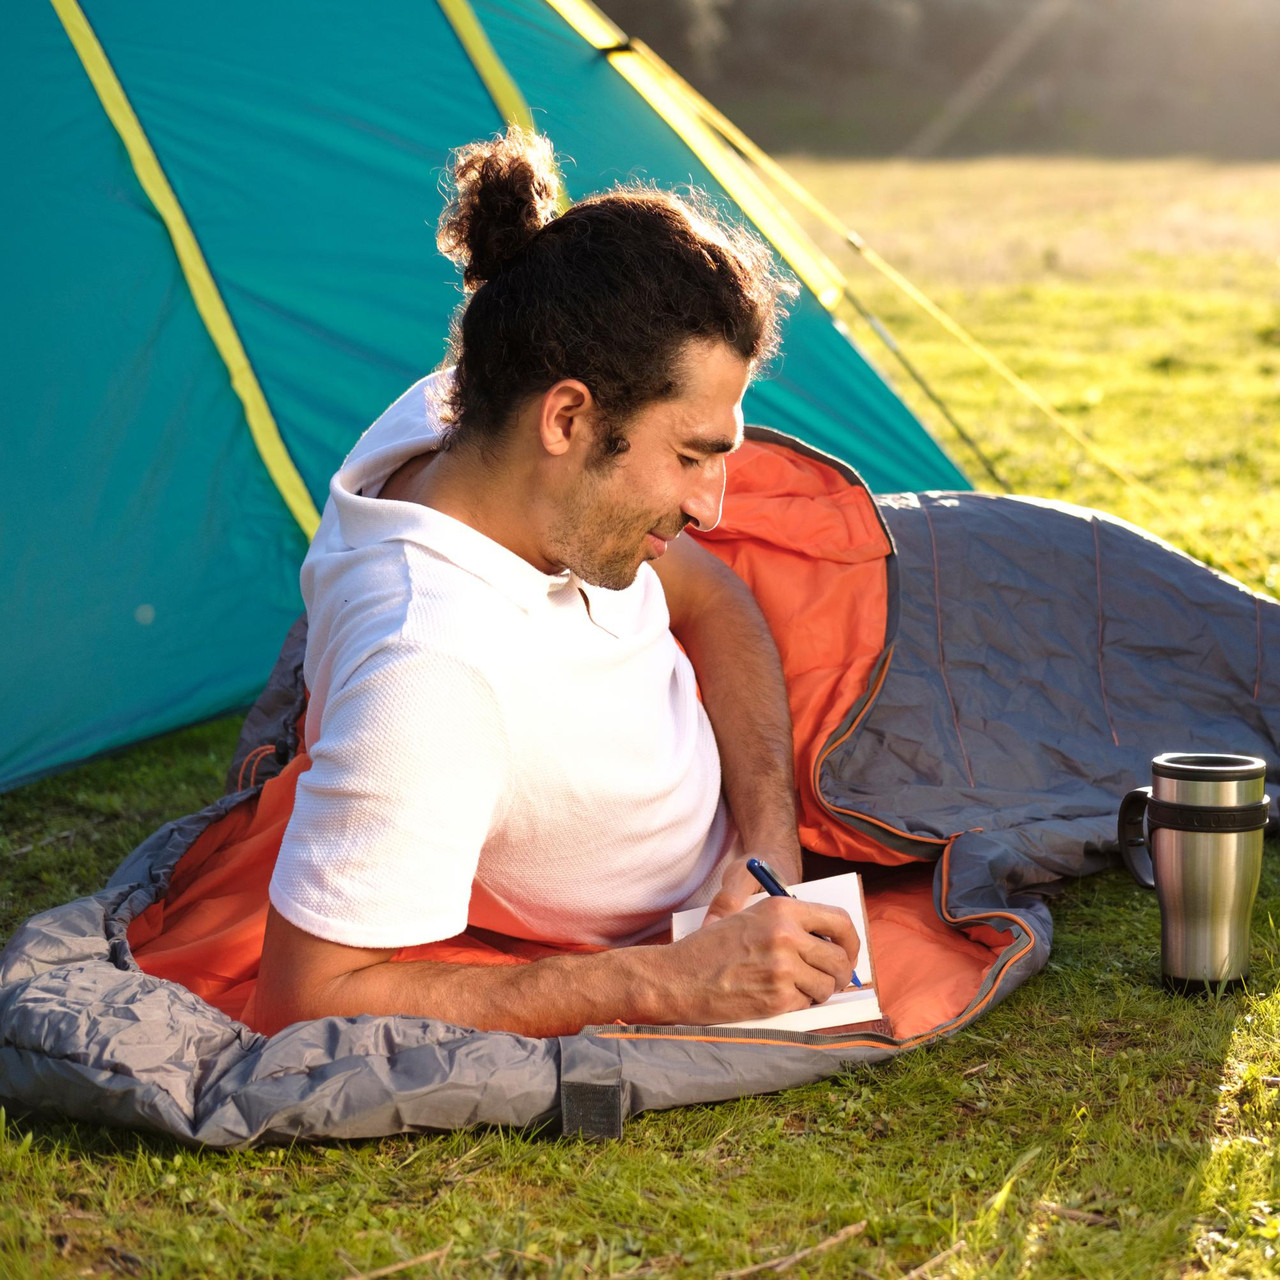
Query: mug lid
1152 752 1267 782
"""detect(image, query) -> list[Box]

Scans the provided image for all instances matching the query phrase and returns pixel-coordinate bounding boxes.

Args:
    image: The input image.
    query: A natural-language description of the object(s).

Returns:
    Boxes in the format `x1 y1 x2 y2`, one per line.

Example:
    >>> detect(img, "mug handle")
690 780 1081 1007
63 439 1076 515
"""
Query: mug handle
1118 786 1155 889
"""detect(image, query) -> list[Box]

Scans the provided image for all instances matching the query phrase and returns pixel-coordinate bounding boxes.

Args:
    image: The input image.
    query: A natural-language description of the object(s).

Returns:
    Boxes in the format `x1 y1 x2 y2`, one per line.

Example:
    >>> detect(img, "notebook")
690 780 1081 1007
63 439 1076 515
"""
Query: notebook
670 870 891 1037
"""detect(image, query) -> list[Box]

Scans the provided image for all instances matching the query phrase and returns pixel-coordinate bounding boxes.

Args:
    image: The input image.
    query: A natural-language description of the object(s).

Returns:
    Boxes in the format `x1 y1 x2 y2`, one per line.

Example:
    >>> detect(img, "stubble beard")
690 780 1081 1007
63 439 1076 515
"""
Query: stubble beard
547 471 679 592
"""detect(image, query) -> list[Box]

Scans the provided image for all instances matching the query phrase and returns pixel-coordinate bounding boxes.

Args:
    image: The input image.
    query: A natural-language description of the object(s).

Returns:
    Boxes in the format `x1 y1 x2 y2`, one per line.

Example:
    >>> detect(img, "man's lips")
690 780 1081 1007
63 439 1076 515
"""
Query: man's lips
646 520 690 558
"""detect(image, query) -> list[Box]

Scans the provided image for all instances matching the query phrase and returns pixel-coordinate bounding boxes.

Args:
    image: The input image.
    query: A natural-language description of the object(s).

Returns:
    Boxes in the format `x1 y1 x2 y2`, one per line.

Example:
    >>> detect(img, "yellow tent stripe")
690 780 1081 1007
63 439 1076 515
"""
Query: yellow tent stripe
540 0 621 48
437 0 536 132
49 0 321 540
613 50 846 310
541 0 846 311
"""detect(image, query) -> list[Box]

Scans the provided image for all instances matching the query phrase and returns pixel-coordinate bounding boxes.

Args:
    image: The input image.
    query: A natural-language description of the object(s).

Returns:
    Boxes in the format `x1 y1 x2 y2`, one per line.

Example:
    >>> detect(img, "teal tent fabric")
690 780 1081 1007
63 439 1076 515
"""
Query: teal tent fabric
2 3 308 792
2 0 968 793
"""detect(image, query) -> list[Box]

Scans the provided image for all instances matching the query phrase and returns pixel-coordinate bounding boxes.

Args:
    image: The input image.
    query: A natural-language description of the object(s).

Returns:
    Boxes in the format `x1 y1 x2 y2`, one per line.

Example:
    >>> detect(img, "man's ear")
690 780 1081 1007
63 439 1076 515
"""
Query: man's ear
540 376 599 458
538 379 594 458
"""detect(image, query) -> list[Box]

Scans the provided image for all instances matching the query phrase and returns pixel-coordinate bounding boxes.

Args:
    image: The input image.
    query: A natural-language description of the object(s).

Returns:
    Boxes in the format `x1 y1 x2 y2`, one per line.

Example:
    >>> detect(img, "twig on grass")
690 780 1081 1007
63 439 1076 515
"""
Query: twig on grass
396 1142 491 1175
715 1220 867 1278
1259 1076 1280 1087
207 1196 253 1238
341 1242 451 1280
8 829 77 858
610 1252 683 1277
102 1246 147 1277
1037 1201 1119 1228
900 1238 966 1279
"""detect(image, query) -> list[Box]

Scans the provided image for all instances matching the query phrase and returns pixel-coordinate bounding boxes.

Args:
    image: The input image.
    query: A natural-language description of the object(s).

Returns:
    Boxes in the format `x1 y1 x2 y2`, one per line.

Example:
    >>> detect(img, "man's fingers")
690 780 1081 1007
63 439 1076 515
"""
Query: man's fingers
784 901 860 998
669 893 865 1023
796 901 861 968
795 930 856 997
701 887 745 925
700 859 759 925
792 962 840 1007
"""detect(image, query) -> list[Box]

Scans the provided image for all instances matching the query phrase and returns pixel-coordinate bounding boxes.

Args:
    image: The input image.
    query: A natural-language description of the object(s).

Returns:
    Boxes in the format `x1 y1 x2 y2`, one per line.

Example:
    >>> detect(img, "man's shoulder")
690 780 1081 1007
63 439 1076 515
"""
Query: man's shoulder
335 544 521 654
400 548 529 651
318 608 513 735
305 540 519 702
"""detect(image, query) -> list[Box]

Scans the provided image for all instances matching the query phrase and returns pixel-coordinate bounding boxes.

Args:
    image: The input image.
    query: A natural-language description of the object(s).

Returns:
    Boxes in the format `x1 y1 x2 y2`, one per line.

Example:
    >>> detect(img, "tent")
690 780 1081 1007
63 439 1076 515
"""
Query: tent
4 0 969 795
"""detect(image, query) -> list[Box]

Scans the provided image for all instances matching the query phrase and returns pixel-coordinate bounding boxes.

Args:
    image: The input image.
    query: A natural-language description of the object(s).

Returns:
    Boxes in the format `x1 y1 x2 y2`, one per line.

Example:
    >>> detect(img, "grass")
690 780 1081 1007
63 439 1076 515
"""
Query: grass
2 157 1280 1278
783 156 1280 596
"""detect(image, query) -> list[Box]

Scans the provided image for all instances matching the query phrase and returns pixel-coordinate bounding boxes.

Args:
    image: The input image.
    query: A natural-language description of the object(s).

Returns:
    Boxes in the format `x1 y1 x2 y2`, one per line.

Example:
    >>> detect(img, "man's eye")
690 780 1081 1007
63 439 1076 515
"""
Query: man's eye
679 454 701 469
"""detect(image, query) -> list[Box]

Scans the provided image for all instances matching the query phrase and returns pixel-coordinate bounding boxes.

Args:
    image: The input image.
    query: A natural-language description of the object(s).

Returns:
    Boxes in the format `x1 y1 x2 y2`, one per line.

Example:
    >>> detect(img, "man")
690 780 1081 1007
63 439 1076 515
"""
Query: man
254 130 858 1036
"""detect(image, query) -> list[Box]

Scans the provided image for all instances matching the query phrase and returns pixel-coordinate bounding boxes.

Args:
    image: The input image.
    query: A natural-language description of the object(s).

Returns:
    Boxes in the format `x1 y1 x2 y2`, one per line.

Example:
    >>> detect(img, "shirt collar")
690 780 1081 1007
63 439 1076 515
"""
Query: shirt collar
404 504 584 613
327 403 584 614
324 369 608 614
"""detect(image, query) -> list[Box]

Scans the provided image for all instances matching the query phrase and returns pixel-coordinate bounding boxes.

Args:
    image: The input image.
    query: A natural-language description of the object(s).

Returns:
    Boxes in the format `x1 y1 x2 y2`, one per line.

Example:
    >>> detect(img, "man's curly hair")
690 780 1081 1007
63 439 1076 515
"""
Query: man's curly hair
436 126 797 460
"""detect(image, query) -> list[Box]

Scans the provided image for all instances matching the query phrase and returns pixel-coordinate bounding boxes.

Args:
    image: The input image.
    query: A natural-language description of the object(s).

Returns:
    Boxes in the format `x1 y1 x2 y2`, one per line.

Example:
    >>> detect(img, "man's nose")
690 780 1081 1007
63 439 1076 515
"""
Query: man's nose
683 457 727 533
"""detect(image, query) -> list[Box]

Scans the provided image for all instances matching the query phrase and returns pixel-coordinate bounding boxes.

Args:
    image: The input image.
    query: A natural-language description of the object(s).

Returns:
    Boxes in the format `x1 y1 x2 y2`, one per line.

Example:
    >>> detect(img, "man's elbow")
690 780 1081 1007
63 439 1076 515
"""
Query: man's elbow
253 904 393 1034
253 960 332 1035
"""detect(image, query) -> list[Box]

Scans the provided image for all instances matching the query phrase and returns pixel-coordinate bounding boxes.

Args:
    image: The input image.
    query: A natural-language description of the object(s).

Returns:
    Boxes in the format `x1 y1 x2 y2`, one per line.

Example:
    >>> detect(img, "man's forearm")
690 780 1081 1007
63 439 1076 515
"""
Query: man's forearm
675 558 801 878
256 895 859 1037
268 945 665 1039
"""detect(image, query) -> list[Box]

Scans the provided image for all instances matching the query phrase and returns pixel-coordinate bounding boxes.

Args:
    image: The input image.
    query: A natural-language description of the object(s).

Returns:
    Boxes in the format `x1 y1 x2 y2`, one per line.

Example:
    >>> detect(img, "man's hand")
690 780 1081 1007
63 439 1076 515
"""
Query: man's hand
655 895 860 1024
701 849 802 925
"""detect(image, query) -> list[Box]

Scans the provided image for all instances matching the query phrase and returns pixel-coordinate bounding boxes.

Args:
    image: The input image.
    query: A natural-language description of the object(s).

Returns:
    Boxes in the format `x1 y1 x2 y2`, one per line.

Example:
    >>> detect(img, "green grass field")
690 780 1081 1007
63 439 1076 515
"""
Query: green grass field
790 157 1280 597
2 157 1278 1279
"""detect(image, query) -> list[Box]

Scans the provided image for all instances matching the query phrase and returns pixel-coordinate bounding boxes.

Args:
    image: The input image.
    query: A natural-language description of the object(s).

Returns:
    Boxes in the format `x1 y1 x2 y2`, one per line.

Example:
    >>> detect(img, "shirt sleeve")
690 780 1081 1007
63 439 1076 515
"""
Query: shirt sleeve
269 643 510 948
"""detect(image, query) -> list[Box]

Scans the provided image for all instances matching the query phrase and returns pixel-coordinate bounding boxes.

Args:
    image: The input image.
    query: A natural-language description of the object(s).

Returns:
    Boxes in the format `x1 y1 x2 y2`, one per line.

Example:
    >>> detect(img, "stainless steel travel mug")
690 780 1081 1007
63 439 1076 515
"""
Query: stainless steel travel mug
1118 753 1270 993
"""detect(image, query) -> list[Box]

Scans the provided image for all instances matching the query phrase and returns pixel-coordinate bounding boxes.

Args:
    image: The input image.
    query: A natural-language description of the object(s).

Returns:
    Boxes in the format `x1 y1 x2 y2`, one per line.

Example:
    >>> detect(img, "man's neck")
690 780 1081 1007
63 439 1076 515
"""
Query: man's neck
386 441 561 576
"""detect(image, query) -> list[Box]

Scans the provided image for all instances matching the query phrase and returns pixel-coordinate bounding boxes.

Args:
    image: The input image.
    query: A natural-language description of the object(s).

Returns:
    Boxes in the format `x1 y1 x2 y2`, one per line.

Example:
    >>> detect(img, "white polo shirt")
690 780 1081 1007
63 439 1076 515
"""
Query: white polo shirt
268 372 737 950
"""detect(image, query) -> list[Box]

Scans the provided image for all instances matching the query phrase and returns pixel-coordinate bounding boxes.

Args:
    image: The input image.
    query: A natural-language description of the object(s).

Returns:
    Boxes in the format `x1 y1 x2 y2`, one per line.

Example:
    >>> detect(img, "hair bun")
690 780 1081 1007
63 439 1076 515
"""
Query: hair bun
437 127 562 291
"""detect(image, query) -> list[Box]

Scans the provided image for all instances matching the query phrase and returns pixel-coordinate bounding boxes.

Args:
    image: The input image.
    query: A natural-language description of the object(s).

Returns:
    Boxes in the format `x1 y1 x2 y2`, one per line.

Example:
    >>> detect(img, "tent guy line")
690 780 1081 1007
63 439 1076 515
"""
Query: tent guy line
436 0 536 135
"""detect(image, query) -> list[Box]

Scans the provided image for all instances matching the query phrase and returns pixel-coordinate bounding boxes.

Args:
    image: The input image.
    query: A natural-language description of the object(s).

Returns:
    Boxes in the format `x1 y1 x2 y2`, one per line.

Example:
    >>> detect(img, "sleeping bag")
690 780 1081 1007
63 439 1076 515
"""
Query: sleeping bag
1 431 1275 1144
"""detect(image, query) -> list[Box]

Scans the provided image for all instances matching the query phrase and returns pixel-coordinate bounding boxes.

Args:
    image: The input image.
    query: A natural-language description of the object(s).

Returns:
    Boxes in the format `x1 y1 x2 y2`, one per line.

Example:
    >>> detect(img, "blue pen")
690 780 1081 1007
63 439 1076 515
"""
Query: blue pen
744 857 862 988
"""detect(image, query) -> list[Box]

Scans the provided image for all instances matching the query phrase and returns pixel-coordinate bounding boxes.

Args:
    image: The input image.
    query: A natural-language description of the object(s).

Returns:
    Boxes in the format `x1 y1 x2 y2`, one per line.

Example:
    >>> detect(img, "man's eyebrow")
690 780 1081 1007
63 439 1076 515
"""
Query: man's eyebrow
680 434 741 455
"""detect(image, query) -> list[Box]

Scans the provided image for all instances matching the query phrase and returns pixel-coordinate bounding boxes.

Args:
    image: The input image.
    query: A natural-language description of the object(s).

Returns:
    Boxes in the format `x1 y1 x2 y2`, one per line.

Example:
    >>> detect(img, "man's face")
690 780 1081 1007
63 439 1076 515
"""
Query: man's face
546 341 750 591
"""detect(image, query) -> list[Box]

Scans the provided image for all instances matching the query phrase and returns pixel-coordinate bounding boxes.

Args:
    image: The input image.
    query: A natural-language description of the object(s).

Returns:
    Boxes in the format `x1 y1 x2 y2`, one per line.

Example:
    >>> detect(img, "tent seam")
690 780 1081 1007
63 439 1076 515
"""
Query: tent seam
436 0 536 132
1091 517 1121 746
47 0 321 540
920 500 975 788
539 0 847 312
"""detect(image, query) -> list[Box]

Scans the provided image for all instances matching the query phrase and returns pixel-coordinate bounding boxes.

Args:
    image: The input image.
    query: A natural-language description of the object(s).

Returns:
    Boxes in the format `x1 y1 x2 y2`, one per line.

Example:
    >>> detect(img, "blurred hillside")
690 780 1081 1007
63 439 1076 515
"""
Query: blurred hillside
598 0 1280 158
